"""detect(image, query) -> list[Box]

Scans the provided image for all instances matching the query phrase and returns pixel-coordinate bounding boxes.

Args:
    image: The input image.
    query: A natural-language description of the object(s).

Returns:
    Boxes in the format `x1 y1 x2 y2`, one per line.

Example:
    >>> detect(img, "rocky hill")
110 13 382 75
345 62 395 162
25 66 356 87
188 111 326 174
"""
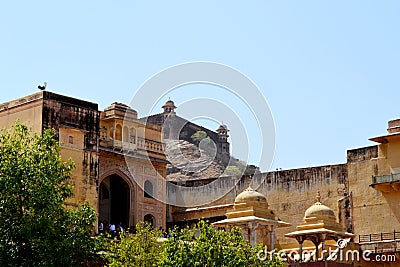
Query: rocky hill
165 140 226 181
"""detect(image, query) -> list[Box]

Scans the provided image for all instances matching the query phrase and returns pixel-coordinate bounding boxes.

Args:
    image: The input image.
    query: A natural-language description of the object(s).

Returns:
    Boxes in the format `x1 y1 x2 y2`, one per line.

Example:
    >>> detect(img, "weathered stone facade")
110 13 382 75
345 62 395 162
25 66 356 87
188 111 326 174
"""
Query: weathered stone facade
0 92 167 230
0 91 100 210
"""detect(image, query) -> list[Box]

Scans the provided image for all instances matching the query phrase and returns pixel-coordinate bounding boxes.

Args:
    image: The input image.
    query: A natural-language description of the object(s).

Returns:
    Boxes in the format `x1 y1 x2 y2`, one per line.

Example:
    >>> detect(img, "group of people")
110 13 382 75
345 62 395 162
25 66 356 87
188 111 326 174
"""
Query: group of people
98 220 124 238
98 221 174 240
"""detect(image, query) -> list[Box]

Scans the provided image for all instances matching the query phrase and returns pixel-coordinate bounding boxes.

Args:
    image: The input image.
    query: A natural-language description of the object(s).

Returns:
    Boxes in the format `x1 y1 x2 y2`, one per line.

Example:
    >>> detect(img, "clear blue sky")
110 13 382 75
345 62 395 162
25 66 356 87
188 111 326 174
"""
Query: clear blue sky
1 1 399 171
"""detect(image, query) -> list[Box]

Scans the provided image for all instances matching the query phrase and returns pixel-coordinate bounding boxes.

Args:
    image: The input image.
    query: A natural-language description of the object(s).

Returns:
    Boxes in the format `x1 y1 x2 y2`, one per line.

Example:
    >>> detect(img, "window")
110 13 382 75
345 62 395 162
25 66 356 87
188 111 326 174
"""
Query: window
130 128 136 144
109 127 114 140
115 124 122 141
68 136 73 144
123 126 129 142
144 180 154 198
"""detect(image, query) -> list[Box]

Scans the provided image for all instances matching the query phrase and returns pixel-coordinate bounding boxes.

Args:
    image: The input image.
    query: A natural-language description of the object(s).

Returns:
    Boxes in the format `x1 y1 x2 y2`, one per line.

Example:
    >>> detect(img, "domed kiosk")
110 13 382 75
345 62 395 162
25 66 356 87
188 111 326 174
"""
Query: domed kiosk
213 181 290 249
162 99 177 114
285 191 354 263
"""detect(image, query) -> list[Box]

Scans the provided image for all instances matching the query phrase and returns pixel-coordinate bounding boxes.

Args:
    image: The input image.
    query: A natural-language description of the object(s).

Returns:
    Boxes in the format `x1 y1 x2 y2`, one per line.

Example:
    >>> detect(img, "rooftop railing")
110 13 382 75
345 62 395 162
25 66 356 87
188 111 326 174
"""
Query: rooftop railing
371 173 400 185
359 230 400 243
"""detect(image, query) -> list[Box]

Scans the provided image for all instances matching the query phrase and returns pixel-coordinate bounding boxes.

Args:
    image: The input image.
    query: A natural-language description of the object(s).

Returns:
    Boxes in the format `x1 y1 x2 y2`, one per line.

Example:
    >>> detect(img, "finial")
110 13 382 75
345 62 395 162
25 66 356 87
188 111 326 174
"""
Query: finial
316 191 321 203
248 178 253 189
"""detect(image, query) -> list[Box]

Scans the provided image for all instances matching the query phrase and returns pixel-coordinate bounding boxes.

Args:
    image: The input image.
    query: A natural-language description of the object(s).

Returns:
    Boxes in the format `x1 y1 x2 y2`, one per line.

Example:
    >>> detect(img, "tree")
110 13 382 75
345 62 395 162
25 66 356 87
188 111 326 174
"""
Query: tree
225 166 243 176
104 222 162 267
191 131 208 145
104 220 282 267
0 122 100 266
161 221 283 267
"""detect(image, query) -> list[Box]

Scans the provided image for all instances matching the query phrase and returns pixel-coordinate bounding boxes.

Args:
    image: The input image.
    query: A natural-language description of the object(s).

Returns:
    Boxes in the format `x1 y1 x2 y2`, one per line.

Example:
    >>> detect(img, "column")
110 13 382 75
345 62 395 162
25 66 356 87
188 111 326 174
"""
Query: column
320 234 327 261
248 221 258 247
268 225 275 251
296 236 304 262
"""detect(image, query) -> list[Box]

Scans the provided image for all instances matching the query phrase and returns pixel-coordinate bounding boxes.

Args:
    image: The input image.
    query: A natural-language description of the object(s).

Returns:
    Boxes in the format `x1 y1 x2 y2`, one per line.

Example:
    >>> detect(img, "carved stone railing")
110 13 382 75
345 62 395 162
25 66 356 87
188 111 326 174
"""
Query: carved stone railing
137 137 164 153
101 139 136 151
100 138 164 154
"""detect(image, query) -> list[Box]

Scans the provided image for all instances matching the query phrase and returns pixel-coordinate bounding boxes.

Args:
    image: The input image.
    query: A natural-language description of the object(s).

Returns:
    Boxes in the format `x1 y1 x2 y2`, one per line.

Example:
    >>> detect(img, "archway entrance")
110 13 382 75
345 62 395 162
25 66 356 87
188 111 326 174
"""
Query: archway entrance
144 214 156 228
99 174 130 227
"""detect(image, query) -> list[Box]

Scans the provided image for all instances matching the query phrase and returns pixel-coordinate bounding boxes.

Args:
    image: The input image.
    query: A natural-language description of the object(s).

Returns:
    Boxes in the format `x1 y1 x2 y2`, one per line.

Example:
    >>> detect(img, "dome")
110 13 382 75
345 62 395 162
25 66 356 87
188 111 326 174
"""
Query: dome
162 99 176 108
217 124 229 132
304 192 336 220
235 185 267 205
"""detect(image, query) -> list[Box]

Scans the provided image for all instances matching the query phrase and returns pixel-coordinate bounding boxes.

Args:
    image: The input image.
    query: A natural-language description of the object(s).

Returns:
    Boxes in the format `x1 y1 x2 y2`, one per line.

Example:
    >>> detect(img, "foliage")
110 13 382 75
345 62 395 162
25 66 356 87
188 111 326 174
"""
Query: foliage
160 221 283 267
225 165 243 176
0 122 100 266
226 160 260 176
191 130 208 145
104 222 162 267
103 220 282 267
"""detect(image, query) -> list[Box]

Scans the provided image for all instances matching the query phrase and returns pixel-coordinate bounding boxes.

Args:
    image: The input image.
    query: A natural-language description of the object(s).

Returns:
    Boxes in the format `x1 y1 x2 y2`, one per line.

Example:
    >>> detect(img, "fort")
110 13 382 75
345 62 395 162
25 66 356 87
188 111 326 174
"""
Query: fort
1 90 400 266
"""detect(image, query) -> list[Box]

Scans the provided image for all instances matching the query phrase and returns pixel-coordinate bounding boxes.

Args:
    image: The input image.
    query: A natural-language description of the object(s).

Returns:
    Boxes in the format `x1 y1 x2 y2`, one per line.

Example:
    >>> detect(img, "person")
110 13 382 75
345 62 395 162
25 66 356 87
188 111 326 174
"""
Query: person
98 221 104 234
109 222 116 238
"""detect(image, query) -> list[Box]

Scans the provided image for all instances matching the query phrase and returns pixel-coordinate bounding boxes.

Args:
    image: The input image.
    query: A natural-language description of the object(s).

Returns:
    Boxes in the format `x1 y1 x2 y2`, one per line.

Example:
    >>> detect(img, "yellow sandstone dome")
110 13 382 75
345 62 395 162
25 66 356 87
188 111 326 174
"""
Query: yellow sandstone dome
234 185 268 206
304 192 336 221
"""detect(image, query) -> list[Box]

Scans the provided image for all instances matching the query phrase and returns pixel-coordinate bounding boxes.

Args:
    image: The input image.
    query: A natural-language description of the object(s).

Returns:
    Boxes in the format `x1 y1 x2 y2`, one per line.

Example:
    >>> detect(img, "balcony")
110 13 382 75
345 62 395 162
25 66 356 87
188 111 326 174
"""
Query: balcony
100 138 164 154
371 173 400 192
372 173 400 185
137 137 164 153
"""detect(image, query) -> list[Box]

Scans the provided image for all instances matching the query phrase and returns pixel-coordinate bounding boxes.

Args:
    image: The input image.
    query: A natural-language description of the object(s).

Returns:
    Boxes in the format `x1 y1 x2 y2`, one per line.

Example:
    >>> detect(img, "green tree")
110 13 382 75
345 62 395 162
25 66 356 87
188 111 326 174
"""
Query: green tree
161 220 283 267
104 222 163 267
225 165 243 176
191 131 208 145
0 122 100 266
103 220 282 267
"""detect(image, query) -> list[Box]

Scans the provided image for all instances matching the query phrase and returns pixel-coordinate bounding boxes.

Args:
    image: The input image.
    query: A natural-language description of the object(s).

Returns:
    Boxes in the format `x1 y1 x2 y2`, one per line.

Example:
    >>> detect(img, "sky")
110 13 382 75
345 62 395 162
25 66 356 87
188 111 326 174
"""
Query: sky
1 1 399 171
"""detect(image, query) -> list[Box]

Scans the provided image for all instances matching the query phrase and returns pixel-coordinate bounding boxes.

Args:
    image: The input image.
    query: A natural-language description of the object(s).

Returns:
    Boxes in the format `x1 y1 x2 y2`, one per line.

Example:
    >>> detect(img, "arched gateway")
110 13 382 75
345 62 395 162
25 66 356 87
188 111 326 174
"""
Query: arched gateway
99 174 132 228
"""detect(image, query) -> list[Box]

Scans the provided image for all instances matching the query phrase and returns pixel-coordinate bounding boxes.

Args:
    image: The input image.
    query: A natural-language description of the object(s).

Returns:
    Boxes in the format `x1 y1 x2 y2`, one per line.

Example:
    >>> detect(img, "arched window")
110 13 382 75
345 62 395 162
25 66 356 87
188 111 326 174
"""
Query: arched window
144 180 154 198
130 128 136 144
109 127 114 140
144 214 156 227
123 126 129 142
115 124 122 141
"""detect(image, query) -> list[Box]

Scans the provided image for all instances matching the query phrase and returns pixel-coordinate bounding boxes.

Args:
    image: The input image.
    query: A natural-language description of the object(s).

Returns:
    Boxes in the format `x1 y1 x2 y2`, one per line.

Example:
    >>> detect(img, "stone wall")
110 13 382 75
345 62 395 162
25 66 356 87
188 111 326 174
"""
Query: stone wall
169 163 348 248
0 91 100 210
0 92 44 132
348 144 400 241
42 92 100 210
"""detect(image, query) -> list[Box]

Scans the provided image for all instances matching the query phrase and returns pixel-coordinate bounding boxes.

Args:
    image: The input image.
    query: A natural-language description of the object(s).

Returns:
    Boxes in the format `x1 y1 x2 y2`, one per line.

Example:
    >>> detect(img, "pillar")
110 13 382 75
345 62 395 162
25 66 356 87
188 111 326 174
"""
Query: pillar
268 225 276 251
296 236 305 262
